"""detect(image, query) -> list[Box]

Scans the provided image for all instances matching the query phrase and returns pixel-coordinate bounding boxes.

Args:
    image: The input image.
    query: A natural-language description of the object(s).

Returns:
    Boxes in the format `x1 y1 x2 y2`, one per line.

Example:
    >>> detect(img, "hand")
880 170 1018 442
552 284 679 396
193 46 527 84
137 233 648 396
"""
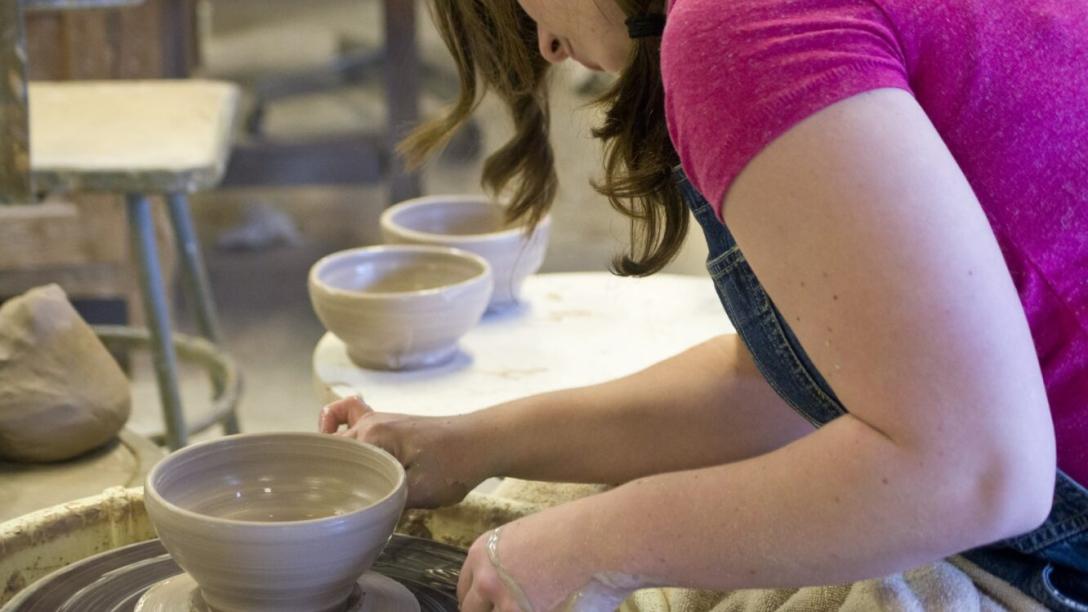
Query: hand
458 527 537 612
318 395 490 508
457 505 640 612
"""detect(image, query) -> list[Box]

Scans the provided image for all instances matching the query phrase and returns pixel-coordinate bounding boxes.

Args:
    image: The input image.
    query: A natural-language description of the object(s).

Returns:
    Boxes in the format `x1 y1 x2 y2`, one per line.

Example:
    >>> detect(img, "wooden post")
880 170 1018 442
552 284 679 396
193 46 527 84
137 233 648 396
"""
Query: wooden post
383 0 422 204
159 0 193 77
1 0 33 204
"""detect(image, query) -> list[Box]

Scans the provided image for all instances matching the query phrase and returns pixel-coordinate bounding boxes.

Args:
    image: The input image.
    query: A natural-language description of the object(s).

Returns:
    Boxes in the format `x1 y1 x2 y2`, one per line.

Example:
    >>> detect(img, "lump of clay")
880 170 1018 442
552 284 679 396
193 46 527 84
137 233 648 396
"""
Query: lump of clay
0 284 131 462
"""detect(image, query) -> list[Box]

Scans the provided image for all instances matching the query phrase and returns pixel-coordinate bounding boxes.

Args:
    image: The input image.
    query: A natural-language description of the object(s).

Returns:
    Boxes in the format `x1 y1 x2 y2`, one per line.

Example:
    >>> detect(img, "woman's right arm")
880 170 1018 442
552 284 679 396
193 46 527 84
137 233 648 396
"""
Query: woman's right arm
320 334 812 508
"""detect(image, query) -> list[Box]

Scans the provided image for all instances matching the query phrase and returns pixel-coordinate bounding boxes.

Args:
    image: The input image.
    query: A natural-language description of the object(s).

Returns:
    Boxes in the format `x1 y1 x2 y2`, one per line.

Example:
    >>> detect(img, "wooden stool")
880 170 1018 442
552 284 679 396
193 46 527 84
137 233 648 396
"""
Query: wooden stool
0 196 175 319
29 80 241 449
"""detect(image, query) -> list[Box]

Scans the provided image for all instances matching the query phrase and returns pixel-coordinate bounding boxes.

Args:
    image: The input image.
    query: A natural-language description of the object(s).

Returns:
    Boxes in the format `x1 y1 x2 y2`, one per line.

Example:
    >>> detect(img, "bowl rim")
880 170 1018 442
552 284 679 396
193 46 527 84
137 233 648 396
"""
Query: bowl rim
380 194 552 244
144 432 407 528
309 244 493 300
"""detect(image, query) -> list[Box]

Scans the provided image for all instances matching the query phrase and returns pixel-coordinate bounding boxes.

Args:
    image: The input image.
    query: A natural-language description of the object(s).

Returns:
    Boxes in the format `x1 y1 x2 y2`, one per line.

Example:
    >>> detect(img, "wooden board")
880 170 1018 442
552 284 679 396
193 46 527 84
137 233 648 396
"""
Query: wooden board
25 0 197 80
0 197 176 325
2 0 194 311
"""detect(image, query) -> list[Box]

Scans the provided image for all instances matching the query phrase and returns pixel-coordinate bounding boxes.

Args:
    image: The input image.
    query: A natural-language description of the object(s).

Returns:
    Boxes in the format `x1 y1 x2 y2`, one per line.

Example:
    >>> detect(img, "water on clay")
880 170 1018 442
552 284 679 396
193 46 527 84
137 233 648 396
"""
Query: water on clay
171 476 383 522
191 501 346 522
395 206 516 236
321 258 482 294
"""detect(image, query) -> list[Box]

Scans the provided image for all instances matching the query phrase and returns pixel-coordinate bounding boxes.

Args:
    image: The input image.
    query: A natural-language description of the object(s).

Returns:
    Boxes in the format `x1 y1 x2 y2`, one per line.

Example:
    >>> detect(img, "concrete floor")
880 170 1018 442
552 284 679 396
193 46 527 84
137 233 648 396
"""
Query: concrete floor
127 0 710 442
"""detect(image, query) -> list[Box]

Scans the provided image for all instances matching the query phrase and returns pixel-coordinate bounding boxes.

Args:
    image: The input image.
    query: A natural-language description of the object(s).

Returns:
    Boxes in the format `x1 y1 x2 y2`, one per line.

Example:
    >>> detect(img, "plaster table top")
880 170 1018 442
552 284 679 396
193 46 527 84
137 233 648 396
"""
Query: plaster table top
28 80 239 193
312 272 733 416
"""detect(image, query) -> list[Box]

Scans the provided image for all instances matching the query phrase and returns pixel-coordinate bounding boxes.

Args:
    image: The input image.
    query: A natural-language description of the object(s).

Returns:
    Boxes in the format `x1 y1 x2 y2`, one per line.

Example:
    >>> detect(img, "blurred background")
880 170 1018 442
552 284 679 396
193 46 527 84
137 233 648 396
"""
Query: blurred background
12 0 708 439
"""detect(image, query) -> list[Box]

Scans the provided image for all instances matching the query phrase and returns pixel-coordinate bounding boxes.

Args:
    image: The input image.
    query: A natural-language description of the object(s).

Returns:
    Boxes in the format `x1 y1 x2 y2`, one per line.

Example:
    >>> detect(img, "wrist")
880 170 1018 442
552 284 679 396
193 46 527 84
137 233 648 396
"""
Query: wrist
519 496 660 609
584 482 673 584
461 404 520 480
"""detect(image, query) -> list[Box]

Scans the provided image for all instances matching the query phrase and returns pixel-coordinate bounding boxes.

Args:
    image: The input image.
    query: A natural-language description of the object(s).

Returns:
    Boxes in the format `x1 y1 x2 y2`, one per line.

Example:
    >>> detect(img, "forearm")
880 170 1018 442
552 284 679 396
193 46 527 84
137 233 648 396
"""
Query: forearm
547 416 1042 591
470 334 812 484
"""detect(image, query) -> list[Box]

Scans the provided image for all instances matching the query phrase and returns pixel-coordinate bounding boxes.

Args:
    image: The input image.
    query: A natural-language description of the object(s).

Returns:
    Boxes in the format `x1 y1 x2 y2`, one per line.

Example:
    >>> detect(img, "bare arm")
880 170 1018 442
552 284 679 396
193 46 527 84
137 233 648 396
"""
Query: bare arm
476 333 812 484
472 89 1056 608
321 333 812 506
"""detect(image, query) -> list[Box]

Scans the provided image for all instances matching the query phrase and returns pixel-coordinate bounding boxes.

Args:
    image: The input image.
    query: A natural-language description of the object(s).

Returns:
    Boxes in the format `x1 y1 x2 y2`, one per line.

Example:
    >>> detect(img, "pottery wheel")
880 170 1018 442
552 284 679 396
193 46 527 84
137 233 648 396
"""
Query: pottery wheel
2 535 464 612
134 570 418 612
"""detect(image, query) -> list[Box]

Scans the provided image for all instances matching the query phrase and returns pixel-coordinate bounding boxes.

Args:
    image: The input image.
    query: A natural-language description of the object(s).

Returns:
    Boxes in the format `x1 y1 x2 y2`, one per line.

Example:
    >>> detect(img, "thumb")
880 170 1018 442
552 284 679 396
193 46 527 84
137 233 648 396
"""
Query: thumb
318 394 372 433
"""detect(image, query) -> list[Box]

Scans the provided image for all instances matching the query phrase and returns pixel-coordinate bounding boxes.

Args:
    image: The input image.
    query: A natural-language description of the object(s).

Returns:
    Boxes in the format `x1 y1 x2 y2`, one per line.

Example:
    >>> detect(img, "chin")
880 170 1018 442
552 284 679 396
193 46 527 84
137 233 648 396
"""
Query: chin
600 50 633 75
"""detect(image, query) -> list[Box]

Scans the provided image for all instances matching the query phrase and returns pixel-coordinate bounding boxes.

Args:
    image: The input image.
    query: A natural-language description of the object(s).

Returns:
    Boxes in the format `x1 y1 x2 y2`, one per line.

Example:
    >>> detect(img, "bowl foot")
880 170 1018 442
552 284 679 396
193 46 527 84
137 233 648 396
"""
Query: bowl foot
346 344 459 371
135 571 420 612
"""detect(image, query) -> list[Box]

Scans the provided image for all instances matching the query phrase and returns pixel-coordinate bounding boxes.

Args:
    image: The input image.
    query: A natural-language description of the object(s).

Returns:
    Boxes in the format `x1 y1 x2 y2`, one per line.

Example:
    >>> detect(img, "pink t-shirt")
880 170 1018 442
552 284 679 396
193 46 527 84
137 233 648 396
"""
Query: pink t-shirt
661 0 1088 485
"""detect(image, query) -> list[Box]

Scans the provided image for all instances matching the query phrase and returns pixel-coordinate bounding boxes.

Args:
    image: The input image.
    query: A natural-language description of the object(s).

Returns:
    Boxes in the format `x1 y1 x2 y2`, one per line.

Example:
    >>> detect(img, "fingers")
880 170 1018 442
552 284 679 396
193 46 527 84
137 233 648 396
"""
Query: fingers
460 565 521 612
457 563 472 606
459 563 497 612
459 536 506 612
460 588 493 612
318 394 371 433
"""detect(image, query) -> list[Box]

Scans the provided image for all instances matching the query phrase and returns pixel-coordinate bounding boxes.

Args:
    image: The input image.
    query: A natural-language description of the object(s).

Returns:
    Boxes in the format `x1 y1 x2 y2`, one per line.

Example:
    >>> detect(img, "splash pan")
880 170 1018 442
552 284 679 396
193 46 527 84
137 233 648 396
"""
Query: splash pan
2 535 463 612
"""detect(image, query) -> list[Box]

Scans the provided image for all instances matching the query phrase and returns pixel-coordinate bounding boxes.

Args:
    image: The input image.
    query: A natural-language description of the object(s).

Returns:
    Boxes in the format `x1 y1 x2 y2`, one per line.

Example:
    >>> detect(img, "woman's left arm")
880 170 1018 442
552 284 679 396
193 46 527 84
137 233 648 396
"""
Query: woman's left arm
457 88 1057 611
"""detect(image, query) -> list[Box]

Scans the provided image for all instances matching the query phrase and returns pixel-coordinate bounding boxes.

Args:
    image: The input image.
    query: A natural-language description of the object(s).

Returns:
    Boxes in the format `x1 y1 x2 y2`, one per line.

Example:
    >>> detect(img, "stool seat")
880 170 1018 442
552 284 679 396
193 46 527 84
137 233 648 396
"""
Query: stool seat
29 80 238 193
22 79 241 449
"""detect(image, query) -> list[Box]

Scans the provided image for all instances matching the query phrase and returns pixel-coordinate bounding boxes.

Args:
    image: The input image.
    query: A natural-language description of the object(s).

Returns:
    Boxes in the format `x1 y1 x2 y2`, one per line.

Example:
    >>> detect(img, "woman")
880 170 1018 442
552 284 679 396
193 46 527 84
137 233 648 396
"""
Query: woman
320 0 1088 609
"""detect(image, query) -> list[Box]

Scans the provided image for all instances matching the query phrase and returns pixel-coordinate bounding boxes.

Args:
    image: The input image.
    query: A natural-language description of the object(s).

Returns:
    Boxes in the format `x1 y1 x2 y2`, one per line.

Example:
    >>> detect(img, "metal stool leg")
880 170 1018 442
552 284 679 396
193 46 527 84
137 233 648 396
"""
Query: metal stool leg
166 193 222 342
166 193 241 435
127 193 187 450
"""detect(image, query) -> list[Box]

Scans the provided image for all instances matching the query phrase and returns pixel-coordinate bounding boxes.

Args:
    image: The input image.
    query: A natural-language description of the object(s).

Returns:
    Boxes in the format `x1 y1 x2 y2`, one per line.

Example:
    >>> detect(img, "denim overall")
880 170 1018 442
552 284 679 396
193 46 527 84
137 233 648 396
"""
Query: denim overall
675 168 1088 610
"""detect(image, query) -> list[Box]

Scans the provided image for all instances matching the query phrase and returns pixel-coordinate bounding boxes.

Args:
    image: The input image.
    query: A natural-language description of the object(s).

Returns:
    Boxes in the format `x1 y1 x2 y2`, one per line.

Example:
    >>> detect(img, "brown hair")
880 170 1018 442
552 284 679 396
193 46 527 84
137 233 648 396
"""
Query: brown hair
400 0 685 276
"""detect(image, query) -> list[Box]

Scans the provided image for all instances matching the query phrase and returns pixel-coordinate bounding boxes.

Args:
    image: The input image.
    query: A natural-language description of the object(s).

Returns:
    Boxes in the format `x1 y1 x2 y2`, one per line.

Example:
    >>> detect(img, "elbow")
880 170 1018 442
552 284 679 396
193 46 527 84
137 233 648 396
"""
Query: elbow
978 458 1054 544
912 387 1057 548
950 439 1055 547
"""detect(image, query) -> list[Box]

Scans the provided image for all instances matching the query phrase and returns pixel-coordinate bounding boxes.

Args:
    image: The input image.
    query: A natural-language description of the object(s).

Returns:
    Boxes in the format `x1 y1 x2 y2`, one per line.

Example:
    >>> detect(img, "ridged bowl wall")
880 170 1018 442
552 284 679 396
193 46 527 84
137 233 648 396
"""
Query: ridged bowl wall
143 433 407 612
308 245 493 370
380 195 549 311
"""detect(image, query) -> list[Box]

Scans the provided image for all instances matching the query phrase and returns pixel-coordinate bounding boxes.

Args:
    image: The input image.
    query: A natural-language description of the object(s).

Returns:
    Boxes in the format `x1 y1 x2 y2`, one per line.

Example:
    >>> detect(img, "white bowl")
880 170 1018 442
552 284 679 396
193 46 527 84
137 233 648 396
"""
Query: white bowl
143 433 407 612
380 195 550 310
308 245 492 370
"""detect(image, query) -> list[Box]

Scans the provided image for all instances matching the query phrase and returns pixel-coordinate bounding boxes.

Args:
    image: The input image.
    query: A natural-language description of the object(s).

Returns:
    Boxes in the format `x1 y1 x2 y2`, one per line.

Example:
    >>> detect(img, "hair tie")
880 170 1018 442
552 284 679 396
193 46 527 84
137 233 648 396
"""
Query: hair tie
626 14 666 39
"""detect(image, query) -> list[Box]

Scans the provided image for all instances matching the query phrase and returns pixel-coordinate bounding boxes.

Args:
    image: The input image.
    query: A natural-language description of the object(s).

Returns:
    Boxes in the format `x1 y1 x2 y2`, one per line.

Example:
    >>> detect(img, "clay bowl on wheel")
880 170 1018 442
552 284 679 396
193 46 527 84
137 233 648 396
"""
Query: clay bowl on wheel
143 432 407 612
308 245 493 370
380 195 550 311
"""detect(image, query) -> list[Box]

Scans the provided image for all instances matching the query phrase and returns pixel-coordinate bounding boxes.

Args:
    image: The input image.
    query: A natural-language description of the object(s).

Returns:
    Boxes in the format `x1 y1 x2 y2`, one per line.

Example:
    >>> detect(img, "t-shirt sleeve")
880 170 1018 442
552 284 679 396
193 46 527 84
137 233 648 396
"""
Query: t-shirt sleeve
661 0 912 216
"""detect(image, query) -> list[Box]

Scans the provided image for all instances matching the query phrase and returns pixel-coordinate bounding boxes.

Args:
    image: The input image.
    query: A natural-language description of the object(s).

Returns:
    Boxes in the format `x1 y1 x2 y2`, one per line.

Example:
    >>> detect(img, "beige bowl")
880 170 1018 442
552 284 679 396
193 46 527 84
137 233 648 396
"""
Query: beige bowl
308 245 493 370
143 433 406 612
380 195 550 310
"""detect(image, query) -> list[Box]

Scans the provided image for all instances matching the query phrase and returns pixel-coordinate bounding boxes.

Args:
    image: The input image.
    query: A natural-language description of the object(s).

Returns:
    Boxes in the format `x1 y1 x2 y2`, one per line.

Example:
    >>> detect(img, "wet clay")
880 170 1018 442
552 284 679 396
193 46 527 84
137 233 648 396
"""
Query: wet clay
386 201 511 236
0 285 130 462
485 527 666 612
143 433 407 612
380 196 551 309
135 570 420 612
320 256 482 294
486 528 534 612
3 535 462 612
309 246 493 371
559 572 667 612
